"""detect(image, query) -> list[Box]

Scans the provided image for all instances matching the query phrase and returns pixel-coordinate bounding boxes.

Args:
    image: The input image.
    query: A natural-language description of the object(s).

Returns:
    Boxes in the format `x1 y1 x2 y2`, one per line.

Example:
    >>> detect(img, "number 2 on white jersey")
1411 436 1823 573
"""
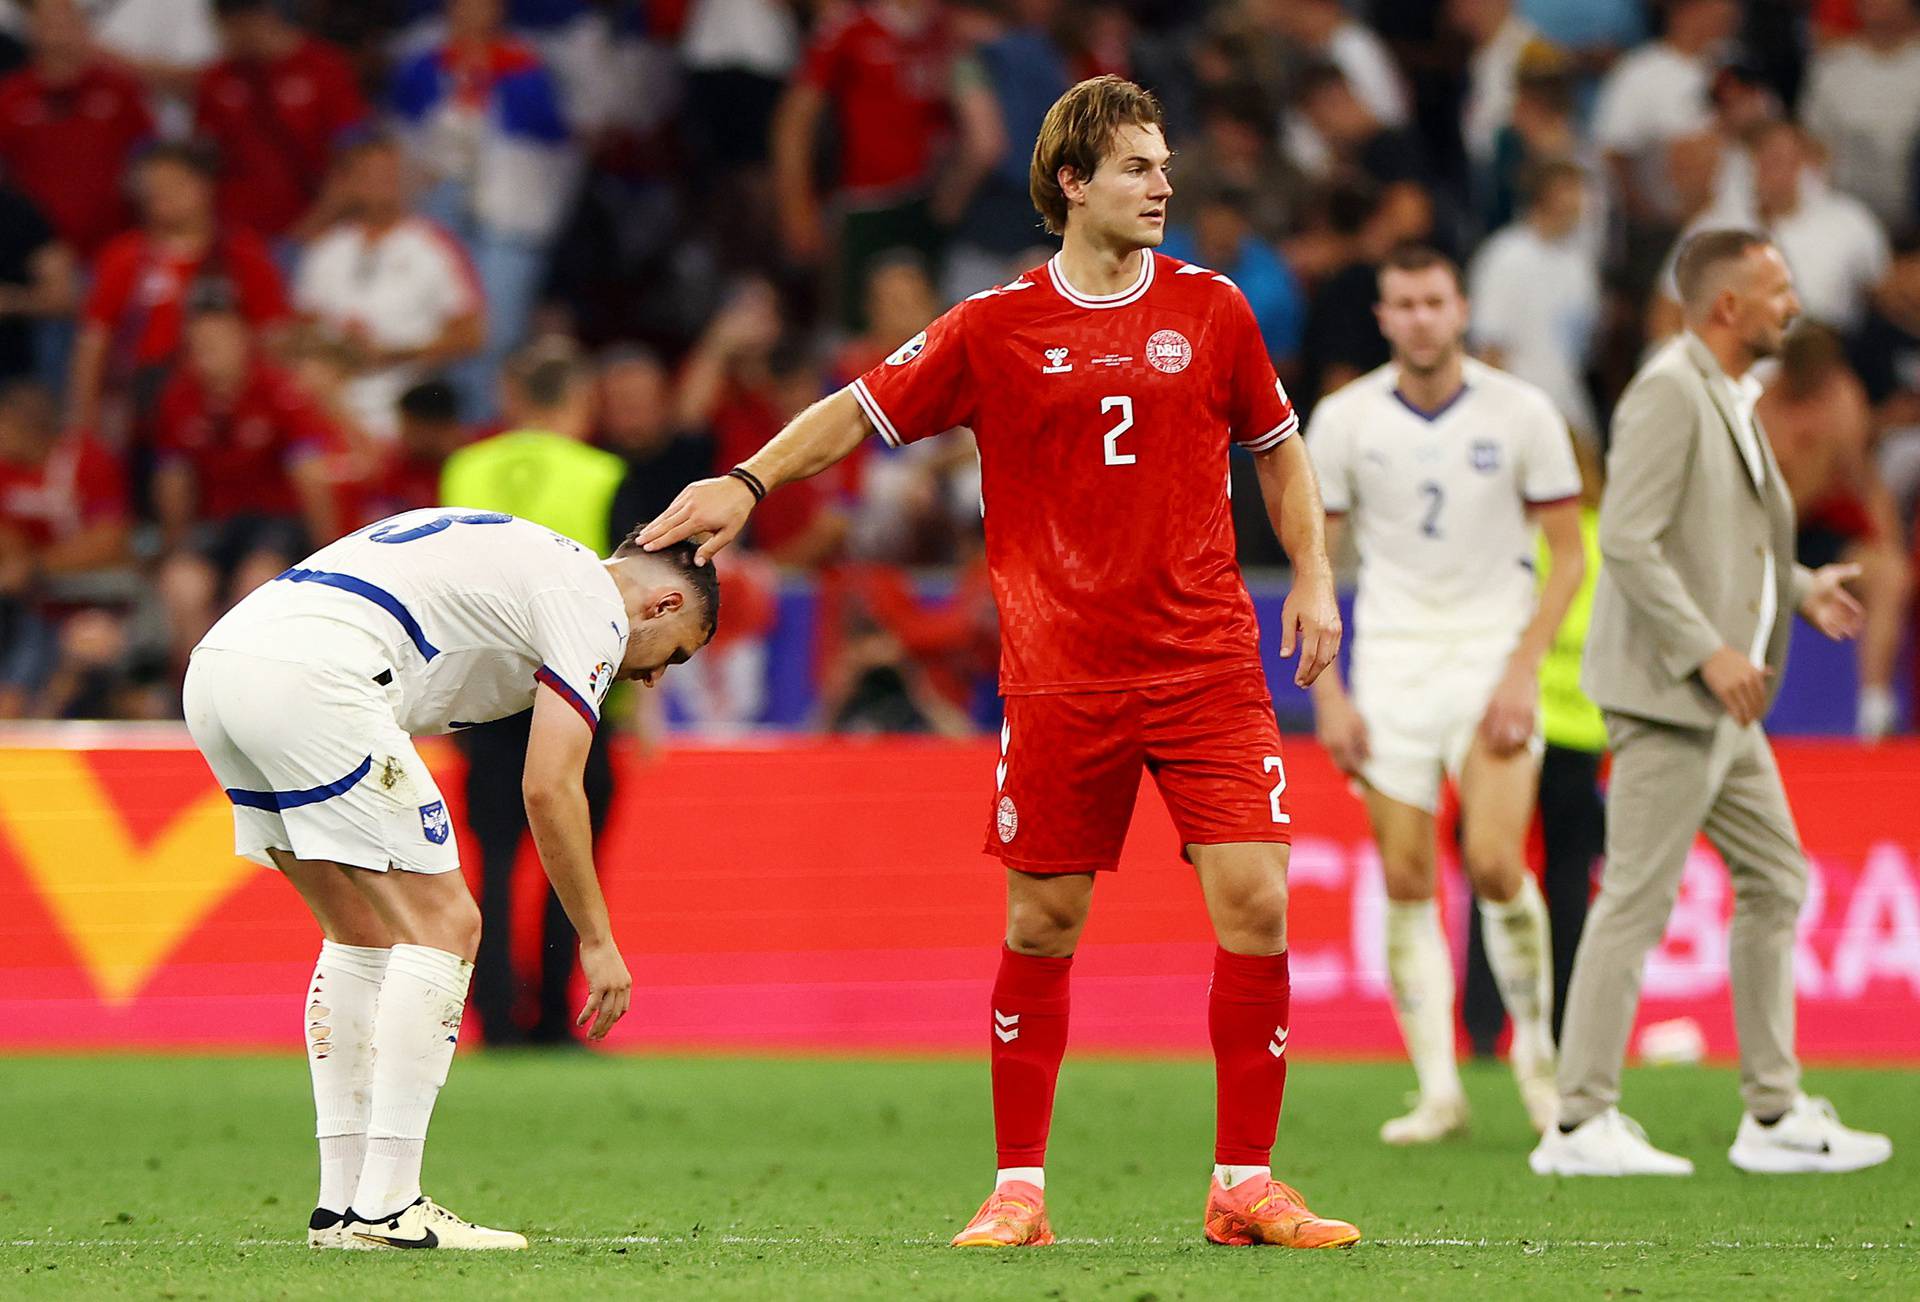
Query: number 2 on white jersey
1263 755 1291 825
1101 396 1135 466
1418 481 1444 538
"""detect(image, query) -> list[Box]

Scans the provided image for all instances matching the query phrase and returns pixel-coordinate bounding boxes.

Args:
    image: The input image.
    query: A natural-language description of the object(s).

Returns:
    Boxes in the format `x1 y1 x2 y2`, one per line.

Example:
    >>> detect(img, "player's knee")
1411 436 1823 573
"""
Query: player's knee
1462 842 1523 901
425 889 483 962
1869 547 1910 603
327 915 393 949
1379 851 1435 901
1734 869 1806 921
1215 877 1288 953
1005 894 1088 957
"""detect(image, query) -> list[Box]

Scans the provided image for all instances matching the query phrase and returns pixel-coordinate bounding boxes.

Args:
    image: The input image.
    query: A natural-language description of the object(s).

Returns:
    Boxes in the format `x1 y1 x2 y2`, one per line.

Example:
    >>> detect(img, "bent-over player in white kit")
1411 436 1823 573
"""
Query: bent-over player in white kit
1306 247 1586 1144
183 510 717 1248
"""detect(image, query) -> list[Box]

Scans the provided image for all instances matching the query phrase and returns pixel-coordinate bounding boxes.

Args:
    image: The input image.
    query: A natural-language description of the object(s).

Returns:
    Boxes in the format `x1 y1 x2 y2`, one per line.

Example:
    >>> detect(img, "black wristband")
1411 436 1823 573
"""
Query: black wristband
726 466 767 502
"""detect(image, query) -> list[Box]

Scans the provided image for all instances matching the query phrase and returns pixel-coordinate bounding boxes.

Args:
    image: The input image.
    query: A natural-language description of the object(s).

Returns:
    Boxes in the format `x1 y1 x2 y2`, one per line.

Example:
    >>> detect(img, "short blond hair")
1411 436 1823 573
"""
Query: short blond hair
1029 75 1166 237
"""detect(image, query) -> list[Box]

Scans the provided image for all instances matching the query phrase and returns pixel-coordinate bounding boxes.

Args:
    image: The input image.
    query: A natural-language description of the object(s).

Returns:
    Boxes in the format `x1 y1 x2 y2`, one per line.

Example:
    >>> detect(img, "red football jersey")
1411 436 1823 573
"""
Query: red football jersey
0 65 153 256
84 230 290 366
798 6 950 199
852 251 1297 695
194 37 369 238
0 434 128 548
153 360 336 521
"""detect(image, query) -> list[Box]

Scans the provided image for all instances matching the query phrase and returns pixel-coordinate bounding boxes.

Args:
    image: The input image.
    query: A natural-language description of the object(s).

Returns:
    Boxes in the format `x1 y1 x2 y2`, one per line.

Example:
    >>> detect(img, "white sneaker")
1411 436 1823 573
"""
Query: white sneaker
1528 1108 1694 1176
1380 1094 1470 1145
347 1196 528 1250
307 1209 352 1249
1728 1095 1893 1174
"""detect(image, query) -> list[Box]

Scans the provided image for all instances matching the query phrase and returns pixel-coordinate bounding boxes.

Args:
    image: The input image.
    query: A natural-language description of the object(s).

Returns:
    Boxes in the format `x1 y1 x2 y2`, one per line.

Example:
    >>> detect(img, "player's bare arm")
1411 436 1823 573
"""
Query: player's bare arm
1252 435 1341 688
1305 510 1369 774
522 687 631 1040
638 389 875 565
1479 498 1586 754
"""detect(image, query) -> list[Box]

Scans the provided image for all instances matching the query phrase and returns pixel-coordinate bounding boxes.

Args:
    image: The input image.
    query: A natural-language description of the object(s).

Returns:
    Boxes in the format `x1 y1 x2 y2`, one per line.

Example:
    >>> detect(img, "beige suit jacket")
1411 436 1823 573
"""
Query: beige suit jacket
1581 333 1814 729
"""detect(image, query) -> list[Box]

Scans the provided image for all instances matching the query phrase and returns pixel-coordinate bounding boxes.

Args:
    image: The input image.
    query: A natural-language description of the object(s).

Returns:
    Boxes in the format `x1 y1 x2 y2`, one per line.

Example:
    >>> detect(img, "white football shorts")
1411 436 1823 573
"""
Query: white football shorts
183 640 459 874
1349 631 1544 813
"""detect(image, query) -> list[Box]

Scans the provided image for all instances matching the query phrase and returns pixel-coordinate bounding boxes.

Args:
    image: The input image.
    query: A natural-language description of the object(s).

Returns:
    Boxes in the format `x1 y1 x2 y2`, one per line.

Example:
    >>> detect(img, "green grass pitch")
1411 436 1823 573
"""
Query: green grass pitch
1 1053 1913 1299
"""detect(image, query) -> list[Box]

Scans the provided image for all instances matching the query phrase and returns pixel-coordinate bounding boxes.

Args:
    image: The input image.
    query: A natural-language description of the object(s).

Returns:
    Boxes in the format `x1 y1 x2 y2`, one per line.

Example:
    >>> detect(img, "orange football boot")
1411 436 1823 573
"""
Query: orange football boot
950 1180 1054 1247
1204 1175 1361 1249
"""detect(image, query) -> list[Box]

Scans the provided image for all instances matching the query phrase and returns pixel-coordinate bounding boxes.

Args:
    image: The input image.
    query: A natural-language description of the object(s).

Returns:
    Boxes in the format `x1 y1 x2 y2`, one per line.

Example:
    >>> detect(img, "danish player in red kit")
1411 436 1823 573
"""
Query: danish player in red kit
641 76 1357 1250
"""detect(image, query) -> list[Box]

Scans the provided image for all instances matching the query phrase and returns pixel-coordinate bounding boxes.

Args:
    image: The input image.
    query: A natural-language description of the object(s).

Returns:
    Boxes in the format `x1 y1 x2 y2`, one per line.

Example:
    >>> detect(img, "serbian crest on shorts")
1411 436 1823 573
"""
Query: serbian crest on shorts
1471 439 1501 472
420 800 451 844
1145 329 1192 373
996 795 1019 843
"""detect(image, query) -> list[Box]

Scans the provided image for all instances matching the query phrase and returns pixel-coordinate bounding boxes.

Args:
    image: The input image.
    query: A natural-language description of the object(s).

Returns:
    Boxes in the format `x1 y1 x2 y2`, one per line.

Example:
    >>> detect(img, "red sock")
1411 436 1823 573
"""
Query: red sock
990 946 1072 1168
1210 947 1290 1166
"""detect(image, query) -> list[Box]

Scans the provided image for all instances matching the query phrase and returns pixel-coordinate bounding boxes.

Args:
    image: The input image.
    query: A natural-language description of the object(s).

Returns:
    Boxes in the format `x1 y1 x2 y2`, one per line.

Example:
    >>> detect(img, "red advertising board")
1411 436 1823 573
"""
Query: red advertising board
1 730 1916 1059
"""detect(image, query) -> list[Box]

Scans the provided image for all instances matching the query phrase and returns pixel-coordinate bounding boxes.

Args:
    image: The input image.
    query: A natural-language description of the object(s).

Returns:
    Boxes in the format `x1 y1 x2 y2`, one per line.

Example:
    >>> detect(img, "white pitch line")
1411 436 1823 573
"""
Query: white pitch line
8 1235 1916 1252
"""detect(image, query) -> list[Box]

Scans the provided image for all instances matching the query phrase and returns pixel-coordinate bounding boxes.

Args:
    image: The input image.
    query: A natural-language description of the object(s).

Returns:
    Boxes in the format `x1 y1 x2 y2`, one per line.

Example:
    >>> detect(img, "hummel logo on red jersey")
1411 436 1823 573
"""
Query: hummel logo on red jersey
1268 1026 1288 1058
1042 346 1073 374
994 1010 1021 1043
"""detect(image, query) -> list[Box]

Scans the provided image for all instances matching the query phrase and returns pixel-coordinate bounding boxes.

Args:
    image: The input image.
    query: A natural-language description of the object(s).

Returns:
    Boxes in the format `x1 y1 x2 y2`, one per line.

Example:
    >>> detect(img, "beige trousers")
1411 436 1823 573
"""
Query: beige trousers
1557 712 1806 1125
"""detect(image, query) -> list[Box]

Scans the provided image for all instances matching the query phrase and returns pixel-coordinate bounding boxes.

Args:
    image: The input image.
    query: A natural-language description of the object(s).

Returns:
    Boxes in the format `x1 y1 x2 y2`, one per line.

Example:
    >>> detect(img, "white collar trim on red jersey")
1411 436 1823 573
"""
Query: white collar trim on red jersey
1047 251 1154 310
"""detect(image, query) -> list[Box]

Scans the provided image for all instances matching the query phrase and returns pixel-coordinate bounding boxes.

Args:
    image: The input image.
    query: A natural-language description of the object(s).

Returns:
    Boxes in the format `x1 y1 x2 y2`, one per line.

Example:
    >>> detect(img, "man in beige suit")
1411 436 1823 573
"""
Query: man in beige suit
1529 229 1894 1178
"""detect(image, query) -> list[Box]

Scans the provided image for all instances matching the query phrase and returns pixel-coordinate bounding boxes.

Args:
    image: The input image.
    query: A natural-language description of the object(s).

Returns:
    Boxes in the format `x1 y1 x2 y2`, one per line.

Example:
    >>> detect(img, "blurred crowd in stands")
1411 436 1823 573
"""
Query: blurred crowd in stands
1 0 1918 736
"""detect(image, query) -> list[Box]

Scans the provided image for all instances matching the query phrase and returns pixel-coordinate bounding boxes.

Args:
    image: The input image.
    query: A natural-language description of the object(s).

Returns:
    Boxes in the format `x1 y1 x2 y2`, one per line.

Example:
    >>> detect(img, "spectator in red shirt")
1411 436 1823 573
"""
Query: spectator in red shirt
0 0 154 260
152 285 339 666
772 0 951 328
195 0 369 245
676 281 852 567
0 380 130 716
70 141 291 444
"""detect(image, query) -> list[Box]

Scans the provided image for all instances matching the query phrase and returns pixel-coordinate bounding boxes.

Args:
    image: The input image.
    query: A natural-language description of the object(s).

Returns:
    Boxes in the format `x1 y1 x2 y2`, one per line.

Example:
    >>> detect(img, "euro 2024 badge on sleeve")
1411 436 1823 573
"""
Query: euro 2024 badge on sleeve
420 800 451 845
886 331 927 366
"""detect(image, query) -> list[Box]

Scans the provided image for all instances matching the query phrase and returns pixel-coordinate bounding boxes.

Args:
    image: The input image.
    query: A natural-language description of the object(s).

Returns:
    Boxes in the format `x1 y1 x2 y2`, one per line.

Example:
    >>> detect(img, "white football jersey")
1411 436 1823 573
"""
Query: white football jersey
200 510 629 736
1307 359 1581 641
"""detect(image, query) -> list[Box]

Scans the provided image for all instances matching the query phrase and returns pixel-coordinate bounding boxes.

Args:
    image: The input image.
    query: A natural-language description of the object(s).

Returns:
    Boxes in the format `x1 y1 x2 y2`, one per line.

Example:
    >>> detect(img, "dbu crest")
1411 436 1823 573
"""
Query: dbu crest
1470 440 1501 473
420 801 451 844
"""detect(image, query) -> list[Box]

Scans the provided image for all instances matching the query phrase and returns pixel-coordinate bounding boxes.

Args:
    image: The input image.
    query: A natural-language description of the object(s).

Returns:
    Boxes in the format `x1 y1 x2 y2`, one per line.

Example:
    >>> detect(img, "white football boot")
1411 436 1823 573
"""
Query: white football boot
347 1196 528 1250
1528 1107 1693 1176
1728 1095 1893 1174
307 1209 353 1249
1380 1093 1471 1145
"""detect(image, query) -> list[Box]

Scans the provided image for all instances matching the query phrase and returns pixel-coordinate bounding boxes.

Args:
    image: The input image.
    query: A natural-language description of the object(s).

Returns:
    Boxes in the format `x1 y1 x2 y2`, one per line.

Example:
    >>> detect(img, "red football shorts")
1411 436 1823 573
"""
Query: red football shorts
983 669 1293 874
